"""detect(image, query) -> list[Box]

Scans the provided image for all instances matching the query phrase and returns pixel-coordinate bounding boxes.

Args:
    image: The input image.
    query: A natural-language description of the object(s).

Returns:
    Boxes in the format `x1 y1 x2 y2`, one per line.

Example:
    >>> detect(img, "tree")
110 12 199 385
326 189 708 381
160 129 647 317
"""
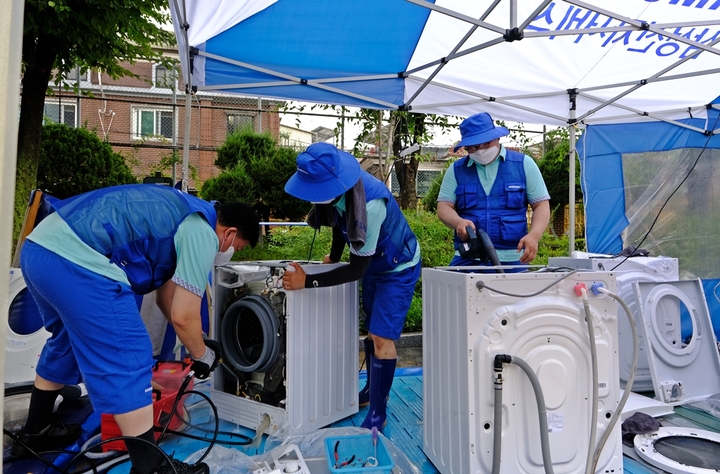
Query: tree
39 123 137 198
280 103 456 210
353 109 452 210
14 0 175 246
202 129 311 222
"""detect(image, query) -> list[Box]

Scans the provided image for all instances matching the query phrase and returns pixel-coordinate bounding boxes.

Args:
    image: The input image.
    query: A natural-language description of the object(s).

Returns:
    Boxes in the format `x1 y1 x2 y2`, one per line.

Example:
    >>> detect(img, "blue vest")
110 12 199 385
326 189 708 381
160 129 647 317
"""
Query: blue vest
453 150 528 250
336 172 417 274
53 184 217 294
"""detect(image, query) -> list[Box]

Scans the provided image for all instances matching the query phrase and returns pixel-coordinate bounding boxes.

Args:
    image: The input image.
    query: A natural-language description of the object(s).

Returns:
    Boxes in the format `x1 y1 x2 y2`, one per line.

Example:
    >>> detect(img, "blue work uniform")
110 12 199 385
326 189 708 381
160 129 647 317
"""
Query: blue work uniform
21 185 218 415
334 172 421 340
438 145 550 266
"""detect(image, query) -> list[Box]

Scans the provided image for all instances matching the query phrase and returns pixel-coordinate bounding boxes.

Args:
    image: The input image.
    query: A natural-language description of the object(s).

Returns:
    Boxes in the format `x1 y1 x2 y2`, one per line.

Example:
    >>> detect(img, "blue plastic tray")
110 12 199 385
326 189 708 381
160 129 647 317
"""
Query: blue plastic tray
324 434 394 474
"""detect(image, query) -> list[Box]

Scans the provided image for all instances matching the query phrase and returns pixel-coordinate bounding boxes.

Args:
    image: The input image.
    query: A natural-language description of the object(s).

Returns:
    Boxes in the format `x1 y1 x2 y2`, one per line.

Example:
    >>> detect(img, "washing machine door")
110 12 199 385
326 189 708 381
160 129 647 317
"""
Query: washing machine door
633 279 720 405
634 426 720 473
5 269 49 386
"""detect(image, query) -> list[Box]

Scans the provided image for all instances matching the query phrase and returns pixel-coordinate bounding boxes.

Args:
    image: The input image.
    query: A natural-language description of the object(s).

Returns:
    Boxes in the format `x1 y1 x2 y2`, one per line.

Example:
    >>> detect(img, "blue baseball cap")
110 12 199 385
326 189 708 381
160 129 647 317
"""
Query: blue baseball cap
285 143 361 202
453 112 509 152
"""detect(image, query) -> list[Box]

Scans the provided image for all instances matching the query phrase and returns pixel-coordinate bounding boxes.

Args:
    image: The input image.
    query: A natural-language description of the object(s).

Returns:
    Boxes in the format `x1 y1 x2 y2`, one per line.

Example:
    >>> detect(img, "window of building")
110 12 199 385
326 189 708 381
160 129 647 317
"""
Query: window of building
132 107 174 140
154 65 176 89
44 102 77 128
227 113 255 136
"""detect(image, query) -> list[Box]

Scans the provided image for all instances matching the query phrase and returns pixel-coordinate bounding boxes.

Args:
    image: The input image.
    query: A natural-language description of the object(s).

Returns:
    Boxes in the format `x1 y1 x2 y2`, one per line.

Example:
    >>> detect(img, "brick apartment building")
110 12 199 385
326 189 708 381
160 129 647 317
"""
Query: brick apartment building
41 56 283 189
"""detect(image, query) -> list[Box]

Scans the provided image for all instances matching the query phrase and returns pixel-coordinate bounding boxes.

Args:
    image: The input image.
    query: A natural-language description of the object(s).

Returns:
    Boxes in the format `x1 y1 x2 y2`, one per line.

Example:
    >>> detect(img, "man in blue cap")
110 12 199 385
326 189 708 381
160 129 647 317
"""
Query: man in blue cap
437 112 550 269
282 143 421 432
13 184 259 474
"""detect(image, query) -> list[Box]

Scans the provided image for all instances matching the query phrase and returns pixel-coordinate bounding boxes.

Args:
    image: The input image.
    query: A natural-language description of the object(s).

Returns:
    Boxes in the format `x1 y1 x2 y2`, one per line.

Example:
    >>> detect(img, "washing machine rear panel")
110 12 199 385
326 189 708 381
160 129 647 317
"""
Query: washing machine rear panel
423 269 623 474
422 270 472 474
549 256 679 391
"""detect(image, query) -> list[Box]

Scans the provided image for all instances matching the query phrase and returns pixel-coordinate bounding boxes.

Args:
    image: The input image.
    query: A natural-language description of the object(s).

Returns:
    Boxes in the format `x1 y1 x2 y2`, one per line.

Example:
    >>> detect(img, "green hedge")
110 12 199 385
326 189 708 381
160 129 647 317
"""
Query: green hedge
236 210 577 333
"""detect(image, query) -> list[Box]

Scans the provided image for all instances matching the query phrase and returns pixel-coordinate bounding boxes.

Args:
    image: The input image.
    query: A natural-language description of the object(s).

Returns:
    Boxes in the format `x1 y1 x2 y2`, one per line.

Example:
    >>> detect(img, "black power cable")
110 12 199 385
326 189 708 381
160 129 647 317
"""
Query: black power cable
3 370 239 474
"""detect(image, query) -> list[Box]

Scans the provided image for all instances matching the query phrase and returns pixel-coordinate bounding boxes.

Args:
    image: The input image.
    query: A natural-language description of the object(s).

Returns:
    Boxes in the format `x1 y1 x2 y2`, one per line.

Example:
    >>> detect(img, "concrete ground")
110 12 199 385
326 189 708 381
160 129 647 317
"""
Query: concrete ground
357 332 423 369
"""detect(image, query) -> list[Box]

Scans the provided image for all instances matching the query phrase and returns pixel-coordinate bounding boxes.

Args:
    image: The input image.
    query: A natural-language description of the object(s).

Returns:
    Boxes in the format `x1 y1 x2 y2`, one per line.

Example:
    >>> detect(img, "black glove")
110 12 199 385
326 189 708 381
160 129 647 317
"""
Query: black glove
190 339 222 380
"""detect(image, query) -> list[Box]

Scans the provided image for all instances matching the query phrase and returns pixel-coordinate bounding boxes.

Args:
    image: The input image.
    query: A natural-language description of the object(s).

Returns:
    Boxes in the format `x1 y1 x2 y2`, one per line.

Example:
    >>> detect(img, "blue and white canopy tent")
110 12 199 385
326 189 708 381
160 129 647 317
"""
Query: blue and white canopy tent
169 0 720 255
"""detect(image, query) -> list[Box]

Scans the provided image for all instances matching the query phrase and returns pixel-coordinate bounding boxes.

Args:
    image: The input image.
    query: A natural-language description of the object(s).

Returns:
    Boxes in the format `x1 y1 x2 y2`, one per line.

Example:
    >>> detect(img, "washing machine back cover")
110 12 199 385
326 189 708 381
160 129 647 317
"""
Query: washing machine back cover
549 256 679 392
633 279 720 405
5 268 49 386
423 268 623 474
211 261 359 436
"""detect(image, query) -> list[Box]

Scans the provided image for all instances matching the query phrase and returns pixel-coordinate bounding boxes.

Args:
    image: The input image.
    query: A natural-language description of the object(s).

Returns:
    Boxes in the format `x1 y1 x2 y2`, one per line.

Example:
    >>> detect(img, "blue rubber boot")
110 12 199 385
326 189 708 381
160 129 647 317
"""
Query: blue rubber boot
359 337 374 407
360 357 396 432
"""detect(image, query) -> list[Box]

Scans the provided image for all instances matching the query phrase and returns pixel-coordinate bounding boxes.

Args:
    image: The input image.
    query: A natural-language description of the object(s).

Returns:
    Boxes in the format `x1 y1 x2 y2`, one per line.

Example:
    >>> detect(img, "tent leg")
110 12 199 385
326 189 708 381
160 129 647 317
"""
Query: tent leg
0 0 25 436
182 88 191 193
568 90 577 255
569 125 576 254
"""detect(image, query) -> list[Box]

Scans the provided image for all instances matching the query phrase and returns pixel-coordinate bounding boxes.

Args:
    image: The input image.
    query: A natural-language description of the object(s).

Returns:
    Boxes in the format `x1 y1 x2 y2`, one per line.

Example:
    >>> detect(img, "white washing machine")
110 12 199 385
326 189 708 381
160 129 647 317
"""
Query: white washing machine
549 256 679 392
211 261 359 436
628 279 720 473
633 279 720 405
423 268 623 474
5 268 49 387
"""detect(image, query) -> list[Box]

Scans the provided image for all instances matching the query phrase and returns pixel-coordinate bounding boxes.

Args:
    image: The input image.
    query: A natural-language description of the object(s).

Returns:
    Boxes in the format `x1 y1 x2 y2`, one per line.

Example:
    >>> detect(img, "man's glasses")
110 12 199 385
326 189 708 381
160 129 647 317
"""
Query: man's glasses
465 142 495 153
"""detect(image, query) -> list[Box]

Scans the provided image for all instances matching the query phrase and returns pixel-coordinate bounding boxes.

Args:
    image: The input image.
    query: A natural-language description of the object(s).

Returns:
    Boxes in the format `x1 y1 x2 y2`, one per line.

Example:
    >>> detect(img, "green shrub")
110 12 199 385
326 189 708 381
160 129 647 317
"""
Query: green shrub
215 127 276 171
403 209 454 267
205 130 311 222
420 167 446 213
200 163 256 205
39 123 137 199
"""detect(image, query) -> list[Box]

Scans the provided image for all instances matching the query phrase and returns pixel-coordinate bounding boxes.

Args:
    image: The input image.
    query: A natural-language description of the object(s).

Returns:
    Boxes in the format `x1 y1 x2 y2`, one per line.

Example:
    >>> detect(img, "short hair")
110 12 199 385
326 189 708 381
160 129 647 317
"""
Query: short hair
215 202 260 247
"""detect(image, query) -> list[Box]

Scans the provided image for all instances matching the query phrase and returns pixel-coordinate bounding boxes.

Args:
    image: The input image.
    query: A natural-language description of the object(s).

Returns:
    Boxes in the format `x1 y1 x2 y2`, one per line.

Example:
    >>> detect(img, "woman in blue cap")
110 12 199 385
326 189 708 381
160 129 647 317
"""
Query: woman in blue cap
437 112 550 269
282 143 421 432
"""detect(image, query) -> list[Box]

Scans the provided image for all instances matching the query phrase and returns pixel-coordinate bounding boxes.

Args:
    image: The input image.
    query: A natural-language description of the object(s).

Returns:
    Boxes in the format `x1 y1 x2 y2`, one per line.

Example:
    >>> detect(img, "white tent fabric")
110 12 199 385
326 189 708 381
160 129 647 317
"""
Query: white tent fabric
170 0 720 128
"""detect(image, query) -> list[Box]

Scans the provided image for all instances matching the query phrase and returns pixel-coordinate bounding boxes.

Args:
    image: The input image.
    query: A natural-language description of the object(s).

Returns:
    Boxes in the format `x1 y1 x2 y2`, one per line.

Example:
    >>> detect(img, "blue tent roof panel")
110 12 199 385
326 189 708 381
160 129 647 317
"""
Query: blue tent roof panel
202 0 433 107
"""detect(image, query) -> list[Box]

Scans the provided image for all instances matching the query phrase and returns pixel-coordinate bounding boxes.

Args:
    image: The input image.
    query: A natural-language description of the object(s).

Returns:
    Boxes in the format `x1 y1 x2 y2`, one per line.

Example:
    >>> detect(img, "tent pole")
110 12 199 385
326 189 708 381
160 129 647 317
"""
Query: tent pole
0 0 25 440
171 64 177 184
182 87 191 193
568 90 577 255
176 0 191 193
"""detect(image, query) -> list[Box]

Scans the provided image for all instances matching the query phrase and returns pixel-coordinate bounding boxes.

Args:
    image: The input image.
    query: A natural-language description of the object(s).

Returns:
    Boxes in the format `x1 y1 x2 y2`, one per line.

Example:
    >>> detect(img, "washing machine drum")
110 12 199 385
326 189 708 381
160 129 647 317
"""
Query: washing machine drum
635 427 720 473
221 295 281 373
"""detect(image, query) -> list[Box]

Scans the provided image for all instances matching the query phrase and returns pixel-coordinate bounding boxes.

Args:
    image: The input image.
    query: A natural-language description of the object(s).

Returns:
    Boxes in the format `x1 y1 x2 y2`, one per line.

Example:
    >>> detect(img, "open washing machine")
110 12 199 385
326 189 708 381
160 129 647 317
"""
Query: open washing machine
210 261 359 436
549 255 679 392
423 268 623 474
625 279 720 473
5 268 49 387
632 279 720 405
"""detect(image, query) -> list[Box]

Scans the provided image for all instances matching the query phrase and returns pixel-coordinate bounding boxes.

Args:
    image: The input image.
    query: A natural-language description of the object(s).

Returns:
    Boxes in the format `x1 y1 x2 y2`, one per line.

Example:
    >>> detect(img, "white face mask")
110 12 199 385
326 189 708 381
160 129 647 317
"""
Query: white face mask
311 198 335 205
214 246 234 266
469 145 499 166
